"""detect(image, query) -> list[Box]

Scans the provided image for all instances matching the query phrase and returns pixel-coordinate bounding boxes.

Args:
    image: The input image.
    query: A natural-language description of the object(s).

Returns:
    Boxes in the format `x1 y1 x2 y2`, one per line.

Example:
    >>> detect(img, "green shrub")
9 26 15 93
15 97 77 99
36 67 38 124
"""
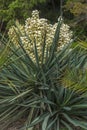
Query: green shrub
64 0 87 40
0 0 47 30
0 16 87 130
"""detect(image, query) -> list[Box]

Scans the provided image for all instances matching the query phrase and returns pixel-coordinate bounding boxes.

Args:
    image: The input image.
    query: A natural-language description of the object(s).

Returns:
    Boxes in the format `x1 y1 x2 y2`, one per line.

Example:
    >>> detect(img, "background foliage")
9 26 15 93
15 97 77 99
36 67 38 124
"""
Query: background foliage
0 0 86 39
64 0 87 39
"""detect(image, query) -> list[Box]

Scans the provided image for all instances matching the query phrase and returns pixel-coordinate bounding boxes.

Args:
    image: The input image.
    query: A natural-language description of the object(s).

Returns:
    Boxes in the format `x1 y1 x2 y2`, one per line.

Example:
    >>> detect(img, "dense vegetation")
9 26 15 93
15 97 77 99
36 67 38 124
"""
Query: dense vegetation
0 1 87 130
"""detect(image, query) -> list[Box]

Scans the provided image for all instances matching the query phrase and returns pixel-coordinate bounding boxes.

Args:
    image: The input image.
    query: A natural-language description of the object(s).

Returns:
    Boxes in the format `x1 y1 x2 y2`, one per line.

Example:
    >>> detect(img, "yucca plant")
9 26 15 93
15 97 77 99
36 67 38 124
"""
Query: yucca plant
0 19 87 130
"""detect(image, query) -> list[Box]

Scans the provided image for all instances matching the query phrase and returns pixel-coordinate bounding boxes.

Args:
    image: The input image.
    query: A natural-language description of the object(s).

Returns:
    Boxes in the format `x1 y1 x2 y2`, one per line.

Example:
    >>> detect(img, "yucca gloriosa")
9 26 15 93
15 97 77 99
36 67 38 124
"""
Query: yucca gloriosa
0 18 87 130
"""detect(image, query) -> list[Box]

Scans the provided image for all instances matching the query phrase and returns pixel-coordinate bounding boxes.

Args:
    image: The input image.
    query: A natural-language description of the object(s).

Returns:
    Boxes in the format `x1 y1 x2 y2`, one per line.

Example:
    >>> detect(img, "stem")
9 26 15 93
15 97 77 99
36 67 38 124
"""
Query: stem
60 0 63 17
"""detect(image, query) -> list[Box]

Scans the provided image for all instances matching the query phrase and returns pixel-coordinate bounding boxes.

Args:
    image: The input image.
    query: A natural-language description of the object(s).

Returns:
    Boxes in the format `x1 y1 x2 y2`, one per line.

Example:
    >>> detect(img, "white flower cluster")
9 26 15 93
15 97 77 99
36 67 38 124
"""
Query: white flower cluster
8 10 73 63
8 20 25 46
